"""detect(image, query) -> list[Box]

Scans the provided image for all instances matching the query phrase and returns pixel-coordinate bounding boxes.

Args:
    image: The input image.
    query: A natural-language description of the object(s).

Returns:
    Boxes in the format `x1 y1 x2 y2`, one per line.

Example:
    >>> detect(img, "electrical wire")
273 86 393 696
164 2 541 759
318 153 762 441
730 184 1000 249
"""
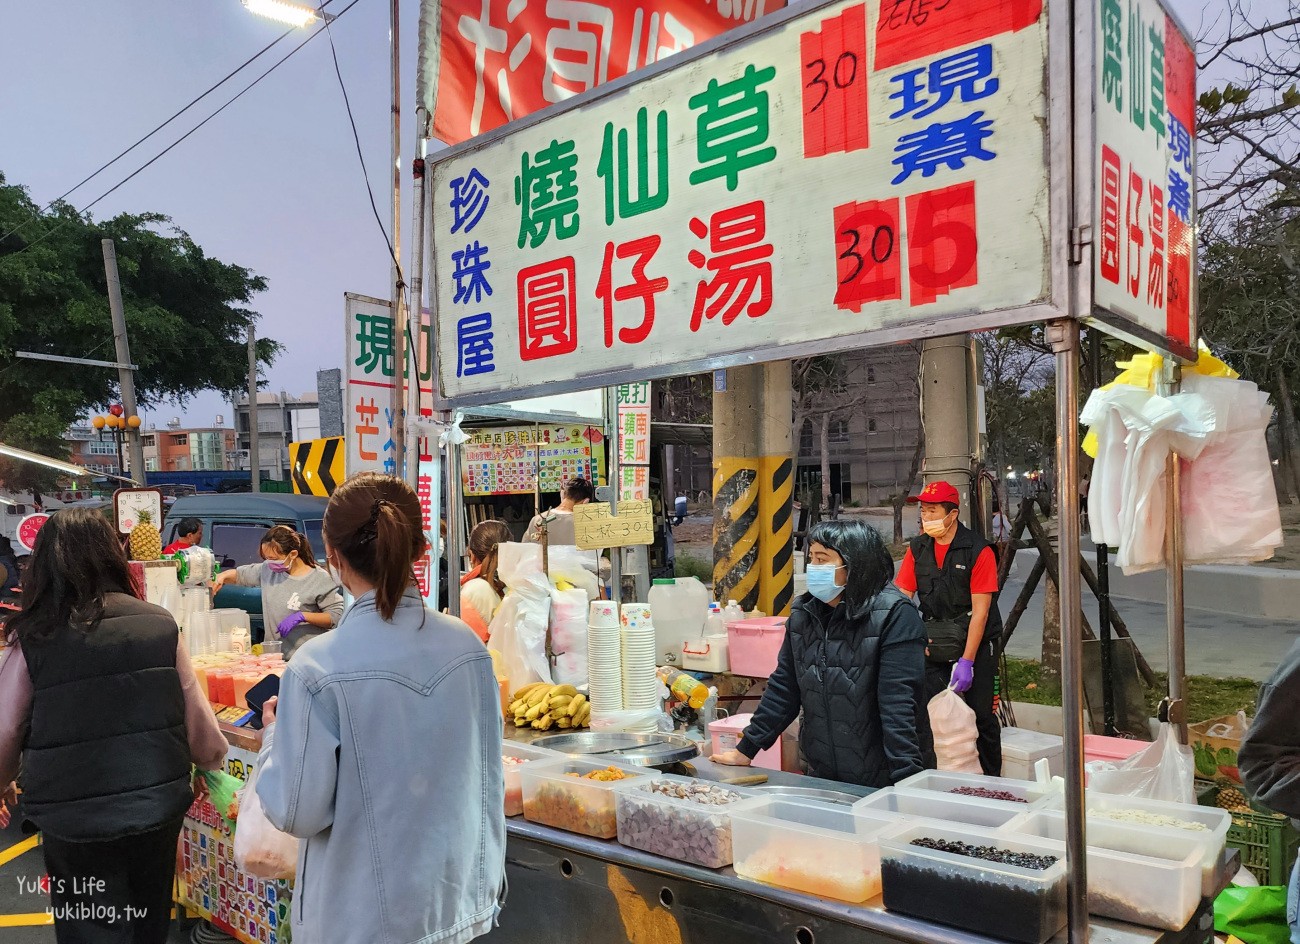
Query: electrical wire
3 0 364 260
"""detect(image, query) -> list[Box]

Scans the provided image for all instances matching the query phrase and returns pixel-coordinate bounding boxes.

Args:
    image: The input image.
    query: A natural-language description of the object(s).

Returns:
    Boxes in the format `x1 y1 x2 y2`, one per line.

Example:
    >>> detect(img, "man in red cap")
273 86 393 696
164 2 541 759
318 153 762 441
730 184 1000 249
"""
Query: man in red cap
895 480 1004 775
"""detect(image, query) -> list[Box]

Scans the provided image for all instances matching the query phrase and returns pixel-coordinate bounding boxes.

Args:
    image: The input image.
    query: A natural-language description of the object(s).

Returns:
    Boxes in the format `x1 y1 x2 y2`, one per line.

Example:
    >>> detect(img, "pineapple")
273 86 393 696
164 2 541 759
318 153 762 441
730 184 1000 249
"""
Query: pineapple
129 510 162 561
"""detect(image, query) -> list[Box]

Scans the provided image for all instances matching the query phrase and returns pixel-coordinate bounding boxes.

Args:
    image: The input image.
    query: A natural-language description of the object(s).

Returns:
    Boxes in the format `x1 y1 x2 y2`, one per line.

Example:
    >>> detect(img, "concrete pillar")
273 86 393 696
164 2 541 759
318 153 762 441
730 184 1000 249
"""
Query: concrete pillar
920 335 976 525
712 361 795 616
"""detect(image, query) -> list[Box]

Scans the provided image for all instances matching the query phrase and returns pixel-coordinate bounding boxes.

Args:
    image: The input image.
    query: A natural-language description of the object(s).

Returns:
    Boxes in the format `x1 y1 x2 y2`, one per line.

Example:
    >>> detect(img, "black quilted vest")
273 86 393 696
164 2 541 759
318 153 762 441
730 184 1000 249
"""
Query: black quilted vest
21 593 193 841
787 587 933 787
909 524 1004 639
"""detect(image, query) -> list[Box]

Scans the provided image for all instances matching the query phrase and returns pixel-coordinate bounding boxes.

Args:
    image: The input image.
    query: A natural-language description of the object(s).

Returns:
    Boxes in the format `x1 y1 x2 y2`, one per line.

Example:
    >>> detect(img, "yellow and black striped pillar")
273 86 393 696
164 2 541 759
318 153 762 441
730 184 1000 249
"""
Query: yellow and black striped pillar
713 362 795 617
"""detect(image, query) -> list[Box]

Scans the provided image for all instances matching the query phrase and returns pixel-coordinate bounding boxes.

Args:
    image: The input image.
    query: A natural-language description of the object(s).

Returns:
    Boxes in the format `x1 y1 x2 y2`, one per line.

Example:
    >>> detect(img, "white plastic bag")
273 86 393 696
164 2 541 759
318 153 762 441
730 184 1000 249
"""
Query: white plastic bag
1088 723 1195 804
235 763 298 880
488 543 553 688
549 588 589 687
546 545 601 601
928 689 981 774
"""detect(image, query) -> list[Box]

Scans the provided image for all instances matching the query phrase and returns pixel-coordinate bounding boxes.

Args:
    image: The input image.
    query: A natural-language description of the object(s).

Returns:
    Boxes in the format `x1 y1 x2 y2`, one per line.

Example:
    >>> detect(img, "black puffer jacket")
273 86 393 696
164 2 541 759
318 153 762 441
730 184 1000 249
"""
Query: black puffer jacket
737 588 934 787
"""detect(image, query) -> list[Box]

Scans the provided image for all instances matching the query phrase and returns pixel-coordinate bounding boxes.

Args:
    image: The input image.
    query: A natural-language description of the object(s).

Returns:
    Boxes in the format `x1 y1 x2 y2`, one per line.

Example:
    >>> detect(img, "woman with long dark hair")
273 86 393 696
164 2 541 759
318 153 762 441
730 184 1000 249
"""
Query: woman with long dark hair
460 519 513 642
212 524 343 657
254 473 505 944
0 508 227 943
713 519 934 787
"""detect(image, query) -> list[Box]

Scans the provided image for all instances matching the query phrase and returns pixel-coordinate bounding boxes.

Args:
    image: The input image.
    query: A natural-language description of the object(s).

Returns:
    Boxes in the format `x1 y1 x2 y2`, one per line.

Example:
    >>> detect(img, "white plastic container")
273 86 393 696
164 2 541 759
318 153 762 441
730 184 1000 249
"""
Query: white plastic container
731 798 898 903
501 743 559 817
648 577 708 666
879 821 1067 944
722 600 745 624
1004 808 1202 930
1000 727 1064 781
854 786 1027 829
613 774 758 868
682 634 729 672
520 758 648 839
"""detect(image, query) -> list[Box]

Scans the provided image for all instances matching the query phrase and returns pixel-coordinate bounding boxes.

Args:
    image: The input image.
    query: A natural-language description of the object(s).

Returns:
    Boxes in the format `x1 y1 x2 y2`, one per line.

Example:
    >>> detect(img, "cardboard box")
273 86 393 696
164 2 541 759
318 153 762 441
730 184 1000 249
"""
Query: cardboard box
1190 712 1251 784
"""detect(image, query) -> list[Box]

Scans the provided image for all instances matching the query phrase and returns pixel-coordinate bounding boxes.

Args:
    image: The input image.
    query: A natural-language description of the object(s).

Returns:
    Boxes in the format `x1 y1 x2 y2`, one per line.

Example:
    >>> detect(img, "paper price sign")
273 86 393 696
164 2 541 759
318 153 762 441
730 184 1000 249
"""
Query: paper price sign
573 500 655 549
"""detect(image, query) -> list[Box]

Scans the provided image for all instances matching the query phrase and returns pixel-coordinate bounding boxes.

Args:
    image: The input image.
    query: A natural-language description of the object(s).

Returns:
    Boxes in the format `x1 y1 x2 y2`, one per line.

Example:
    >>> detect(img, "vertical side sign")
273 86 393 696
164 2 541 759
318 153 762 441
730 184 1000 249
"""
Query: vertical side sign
1092 0 1196 357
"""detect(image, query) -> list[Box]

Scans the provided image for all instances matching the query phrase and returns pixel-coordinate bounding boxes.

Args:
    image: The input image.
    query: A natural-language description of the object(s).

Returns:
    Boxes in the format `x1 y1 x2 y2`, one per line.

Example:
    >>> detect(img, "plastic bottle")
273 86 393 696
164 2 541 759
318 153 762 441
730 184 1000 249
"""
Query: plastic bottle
706 603 727 638
656 666 710 709
722 599 745 624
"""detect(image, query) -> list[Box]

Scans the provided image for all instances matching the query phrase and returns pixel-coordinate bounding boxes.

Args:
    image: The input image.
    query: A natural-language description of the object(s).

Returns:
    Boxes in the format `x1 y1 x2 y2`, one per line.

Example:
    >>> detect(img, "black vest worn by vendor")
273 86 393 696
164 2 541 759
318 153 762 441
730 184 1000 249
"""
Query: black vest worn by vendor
22 593 193 842
909 524 1004 640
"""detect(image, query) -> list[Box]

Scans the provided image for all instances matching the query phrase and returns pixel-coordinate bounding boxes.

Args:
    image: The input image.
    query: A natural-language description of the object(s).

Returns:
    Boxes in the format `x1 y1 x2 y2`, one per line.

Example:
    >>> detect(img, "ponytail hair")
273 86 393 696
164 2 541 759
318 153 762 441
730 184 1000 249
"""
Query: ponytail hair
468 519 512 597
261 524 318 568
323 473 427 621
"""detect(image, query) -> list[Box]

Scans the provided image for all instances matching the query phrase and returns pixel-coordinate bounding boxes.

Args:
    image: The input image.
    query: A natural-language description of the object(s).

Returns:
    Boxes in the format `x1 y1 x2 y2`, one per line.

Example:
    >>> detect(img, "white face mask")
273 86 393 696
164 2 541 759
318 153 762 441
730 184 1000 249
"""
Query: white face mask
326 556 348 594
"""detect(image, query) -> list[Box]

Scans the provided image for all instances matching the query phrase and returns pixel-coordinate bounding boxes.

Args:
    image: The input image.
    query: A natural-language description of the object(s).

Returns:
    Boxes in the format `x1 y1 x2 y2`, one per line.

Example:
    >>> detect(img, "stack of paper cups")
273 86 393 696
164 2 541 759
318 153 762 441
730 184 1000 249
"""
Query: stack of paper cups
620 603 660 733
586 601 622 713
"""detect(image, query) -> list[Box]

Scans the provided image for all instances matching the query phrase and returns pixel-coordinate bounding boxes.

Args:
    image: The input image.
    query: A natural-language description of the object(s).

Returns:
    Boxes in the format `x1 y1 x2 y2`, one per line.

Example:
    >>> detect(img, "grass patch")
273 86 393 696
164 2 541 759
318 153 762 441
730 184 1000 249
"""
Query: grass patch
1005 657 1260 725
674 551 713 584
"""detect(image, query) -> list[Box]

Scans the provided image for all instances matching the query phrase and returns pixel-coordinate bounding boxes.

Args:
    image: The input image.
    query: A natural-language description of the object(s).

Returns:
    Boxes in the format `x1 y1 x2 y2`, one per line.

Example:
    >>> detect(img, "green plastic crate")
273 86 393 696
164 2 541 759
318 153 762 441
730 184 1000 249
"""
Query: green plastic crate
1199 783 1300 885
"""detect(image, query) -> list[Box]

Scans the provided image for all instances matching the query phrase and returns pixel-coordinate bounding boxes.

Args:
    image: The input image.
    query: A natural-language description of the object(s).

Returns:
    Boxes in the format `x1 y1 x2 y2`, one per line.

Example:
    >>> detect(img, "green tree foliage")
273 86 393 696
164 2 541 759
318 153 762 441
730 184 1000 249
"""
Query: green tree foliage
0 173 279 489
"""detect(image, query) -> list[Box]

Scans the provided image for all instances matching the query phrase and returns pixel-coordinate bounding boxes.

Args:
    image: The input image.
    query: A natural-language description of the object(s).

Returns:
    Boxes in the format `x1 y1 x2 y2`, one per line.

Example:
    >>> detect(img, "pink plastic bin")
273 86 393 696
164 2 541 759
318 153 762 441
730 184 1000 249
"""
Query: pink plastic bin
727 617 787 678
1084 734 1149 765
710 714 781 771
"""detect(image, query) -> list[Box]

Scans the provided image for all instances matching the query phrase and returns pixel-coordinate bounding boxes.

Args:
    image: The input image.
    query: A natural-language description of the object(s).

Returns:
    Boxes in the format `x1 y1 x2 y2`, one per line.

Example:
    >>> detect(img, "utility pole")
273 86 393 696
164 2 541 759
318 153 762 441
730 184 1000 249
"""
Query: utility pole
919 335 977 524
102 240 147 484
389 0 407 480
248 328 261 493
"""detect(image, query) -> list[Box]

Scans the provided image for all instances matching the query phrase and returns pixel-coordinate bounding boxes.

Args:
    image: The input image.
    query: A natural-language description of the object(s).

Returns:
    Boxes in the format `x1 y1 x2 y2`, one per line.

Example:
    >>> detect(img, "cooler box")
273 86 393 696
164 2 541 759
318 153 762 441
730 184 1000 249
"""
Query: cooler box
727 617 787 678
711 714 780 771
1084 734 1148 765
1001 727 1064 781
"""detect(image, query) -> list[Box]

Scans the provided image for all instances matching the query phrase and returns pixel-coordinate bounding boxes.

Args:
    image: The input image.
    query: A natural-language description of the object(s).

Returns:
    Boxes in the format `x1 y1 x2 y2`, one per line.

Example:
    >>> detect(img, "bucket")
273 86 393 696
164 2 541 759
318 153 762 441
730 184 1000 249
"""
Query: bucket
727 617 787 678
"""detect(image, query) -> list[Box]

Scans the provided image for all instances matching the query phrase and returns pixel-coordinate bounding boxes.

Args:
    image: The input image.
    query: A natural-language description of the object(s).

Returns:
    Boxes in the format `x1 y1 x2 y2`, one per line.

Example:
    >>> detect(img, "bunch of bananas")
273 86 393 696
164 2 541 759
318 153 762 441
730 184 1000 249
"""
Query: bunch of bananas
509 683 590 731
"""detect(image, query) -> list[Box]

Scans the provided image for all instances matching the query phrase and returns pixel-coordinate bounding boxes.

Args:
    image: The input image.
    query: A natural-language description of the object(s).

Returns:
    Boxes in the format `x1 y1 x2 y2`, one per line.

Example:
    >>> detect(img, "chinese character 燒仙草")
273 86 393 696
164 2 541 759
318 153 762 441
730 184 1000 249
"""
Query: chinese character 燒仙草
596 235 669 347
1102 0 1124 112
515 138 580 248
598 107 669 225
689 64 778 191
1127 0 1147 130
687 200 774 331
518 258 578 360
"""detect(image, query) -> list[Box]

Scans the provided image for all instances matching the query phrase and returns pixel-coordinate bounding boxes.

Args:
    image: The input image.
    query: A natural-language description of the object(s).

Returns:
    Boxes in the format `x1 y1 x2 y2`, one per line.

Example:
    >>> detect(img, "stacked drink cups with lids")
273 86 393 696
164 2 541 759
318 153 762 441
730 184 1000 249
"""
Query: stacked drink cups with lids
620 603 660 734
586 601 623 716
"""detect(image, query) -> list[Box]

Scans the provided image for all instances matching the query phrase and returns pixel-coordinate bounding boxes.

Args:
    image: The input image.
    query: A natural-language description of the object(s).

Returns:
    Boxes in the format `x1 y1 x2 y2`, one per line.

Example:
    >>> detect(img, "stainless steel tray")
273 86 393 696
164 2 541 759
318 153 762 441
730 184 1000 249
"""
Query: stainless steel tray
531 732 699 768
748 785 858 805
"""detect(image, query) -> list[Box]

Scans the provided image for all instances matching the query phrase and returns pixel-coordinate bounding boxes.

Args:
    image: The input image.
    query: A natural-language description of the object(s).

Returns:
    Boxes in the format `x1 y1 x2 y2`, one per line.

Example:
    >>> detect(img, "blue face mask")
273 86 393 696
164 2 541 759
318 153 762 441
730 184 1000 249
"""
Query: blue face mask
805 563 845 604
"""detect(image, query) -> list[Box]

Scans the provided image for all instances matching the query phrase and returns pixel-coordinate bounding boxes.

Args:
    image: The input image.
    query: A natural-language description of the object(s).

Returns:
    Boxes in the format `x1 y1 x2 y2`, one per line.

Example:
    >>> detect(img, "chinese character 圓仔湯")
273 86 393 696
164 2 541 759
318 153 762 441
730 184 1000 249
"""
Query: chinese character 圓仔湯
542 0 613 103
354 397 380 462
1124 169 1145 299
1099 147 1122 285
689 64 778 191
382 408 397 475
596 235 669 347
1168 169 1191 222
687 200 774 331
452 241 494 306
456 312 496 377
353 313 395 376
518 257 578 360
1169 115 1192 171
1127 0 1147 130
449 168 491 235
1102 0 1124 112
891 111 996 185
1148 24 1166 139
889 44 1000 120
598 107 669 225
457 0 531 137
515 138 580 248
1147 181 1165 308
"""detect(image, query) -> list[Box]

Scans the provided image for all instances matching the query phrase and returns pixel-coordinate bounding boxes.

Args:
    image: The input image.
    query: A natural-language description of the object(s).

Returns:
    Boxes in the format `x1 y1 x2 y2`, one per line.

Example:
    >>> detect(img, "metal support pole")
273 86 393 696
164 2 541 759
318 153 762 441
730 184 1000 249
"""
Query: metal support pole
406 136 429 492
444 420 464 618
1048 318 1088 944
1159 362 1188 744
389 0 406 480
606 386 622 607
102 240 146 484
1090 329 1116 735
247 328 261 493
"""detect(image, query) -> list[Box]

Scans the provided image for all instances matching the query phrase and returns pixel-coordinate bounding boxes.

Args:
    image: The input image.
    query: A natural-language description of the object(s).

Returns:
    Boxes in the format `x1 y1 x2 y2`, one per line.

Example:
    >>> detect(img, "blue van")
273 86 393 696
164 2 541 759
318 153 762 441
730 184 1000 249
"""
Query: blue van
165 493 330 640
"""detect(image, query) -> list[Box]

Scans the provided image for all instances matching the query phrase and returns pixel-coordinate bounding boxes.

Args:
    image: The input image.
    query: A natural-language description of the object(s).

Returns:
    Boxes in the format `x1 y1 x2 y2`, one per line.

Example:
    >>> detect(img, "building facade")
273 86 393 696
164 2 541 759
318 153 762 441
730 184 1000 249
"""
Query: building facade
64 424 124 477
140 427 238 473
232 391 321 480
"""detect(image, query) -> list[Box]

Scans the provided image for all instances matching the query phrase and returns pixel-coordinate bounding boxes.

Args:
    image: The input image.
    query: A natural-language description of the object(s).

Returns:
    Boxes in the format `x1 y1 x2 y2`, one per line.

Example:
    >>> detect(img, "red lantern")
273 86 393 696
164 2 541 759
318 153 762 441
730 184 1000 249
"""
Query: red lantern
108 404 124 417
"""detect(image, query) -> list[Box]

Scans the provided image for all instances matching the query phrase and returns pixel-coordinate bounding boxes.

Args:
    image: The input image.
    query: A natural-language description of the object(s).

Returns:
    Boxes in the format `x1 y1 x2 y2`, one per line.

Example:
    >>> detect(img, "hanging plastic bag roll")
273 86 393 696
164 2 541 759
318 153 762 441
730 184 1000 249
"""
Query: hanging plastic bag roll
487 543 553 688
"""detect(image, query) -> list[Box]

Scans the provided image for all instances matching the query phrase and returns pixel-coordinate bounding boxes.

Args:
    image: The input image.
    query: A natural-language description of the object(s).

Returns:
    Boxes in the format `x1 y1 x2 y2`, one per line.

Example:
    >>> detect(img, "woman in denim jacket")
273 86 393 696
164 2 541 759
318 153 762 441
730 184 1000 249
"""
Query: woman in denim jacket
256 472 506 944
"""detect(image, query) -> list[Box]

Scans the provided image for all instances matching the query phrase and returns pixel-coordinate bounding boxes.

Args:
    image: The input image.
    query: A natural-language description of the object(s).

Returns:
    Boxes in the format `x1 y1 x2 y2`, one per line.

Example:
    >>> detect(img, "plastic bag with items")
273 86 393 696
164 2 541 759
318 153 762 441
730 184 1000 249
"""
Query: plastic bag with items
1087 723 1195 804
549 587 589 687
927 688 982 774
235 762 298 880
488 542 554 688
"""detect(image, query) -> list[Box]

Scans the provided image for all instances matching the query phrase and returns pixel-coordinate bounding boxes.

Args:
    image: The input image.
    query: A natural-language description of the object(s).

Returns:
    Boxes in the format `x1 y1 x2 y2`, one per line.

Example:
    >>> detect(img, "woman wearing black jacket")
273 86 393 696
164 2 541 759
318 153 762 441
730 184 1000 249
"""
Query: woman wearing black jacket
713 519 934 787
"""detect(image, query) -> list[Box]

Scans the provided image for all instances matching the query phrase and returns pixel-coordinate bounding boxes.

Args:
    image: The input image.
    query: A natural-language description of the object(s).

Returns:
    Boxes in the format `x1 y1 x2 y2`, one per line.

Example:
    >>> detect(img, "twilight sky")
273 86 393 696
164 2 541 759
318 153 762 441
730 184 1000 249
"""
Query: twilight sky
0 0 1274 428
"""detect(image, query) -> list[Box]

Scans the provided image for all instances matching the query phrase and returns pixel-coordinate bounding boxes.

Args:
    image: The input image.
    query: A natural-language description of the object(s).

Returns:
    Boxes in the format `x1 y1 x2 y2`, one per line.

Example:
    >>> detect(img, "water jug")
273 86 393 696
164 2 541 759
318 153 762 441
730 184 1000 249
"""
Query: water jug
648 576 708 666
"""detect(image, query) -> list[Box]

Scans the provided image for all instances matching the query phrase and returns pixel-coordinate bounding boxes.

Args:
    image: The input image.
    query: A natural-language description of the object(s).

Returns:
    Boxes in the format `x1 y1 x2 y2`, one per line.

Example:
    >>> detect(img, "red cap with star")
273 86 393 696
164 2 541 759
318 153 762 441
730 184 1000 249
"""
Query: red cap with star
907 480 961 506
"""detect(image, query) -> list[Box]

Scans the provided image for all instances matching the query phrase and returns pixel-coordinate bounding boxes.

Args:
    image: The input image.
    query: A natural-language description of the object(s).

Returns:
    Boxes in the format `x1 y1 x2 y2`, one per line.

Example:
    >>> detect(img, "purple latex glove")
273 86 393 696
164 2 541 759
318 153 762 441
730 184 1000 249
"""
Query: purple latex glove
950 657 975 693
276 611 306 639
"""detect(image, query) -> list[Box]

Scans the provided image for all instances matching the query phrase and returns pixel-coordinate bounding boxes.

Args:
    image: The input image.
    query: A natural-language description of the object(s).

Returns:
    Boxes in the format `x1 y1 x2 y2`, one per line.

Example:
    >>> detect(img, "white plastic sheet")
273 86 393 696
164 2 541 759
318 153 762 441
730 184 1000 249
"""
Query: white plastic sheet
488 543 553 688
549 588 589 687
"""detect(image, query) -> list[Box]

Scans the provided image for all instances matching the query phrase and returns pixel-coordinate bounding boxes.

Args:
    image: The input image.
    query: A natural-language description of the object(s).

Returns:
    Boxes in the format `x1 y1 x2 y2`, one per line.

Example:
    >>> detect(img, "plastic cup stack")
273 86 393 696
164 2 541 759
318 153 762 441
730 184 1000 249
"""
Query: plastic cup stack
620 603 660 733
587 601 623 714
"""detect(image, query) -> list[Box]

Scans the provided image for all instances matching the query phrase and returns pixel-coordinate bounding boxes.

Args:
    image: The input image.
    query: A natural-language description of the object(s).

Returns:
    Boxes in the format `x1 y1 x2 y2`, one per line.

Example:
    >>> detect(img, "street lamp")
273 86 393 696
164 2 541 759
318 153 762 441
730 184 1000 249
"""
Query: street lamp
92 404 140 478
240 0 332 27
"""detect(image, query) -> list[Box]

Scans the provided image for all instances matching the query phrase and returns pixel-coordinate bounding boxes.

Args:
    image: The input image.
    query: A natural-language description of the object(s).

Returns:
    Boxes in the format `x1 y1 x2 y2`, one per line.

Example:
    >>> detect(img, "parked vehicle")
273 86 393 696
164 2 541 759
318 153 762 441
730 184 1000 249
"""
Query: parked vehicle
164 494 330 640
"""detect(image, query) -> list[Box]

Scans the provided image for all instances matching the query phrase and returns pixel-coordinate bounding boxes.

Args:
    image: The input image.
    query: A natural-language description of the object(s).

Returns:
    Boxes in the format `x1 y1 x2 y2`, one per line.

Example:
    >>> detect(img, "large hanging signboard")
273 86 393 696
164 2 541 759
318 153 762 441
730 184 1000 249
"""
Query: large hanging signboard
461 424 604 496
1090 0 1197 359
430 0 1070 406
